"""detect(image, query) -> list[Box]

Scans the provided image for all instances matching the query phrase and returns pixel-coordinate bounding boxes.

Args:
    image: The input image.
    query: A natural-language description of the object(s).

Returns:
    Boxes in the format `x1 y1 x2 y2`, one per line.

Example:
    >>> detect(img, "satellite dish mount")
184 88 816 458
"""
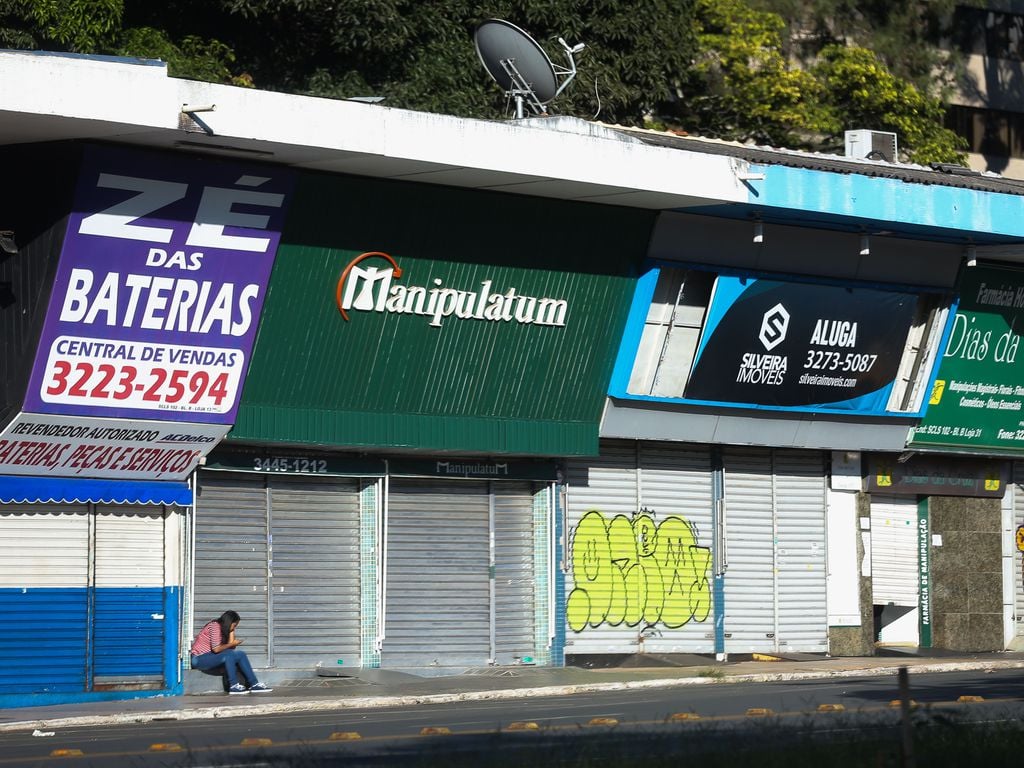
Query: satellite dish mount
475 19 584 118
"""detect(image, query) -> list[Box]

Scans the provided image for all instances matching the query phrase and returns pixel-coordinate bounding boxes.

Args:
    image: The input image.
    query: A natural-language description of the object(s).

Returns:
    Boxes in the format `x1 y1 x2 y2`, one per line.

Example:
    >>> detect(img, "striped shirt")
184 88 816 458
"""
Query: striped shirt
191 621 223 657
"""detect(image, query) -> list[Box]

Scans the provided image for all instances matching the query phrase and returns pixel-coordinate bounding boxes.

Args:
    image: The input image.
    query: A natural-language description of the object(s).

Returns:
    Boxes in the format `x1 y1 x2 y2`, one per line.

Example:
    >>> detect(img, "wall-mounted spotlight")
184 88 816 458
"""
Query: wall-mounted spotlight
859 234 870 256
0 231 17 255
964 244 977 267
753 220 764 244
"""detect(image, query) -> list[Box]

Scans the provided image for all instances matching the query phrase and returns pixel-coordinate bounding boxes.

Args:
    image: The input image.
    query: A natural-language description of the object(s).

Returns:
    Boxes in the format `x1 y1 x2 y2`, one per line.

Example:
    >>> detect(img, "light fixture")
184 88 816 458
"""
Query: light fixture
753 221 764 244
965 244 977 267
0 231 16 255
859 234 870 256
180 104 216 136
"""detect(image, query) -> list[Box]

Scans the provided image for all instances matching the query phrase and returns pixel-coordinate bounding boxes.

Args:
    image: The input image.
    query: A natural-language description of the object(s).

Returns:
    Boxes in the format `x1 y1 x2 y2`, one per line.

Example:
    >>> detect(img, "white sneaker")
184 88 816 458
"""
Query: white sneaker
248 682 273 693
228 683 249 695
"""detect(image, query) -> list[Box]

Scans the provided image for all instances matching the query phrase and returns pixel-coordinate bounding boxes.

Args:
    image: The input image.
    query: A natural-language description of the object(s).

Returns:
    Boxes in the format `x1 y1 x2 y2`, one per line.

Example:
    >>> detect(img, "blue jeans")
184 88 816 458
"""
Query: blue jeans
191 649 258 687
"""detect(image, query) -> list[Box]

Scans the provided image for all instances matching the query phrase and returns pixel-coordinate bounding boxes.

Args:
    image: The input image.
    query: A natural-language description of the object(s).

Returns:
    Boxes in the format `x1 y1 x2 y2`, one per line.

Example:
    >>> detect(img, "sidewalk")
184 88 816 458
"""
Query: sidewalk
3 652 1023 733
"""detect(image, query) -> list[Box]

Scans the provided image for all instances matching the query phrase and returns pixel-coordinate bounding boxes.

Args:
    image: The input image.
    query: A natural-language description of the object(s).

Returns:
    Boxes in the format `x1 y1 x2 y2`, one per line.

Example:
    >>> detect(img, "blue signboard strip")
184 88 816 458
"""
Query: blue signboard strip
0 476 191 505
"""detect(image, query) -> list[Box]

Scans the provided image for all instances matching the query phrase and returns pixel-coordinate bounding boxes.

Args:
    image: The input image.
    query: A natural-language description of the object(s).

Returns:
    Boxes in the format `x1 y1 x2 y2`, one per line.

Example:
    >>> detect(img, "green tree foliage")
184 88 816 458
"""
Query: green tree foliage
1 0 967 164
1 0 122 51
115 27 252 86
165 0 697 124
748 0 982 97
673 0 822 146
812 45 968 165
672 0 966 164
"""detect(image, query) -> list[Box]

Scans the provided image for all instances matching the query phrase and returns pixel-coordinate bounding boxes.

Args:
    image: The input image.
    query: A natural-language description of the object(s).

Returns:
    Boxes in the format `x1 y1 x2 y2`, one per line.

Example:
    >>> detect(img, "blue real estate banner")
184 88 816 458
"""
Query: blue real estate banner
684 276 918 412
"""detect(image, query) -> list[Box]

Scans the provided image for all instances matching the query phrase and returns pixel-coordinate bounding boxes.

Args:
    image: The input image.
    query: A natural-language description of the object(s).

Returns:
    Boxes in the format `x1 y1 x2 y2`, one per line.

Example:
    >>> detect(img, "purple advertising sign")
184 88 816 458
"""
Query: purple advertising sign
24 145 294 424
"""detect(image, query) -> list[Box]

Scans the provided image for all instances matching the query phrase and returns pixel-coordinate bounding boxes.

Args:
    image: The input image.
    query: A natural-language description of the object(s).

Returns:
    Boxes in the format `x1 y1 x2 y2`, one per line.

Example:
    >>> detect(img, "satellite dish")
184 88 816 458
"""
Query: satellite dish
475 19 584 118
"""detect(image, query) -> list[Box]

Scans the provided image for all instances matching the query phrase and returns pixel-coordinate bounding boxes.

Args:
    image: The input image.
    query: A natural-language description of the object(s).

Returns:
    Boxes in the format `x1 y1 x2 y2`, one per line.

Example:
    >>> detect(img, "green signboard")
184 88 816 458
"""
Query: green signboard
231 172 653 456
918 498 932 648
911 265 1024 453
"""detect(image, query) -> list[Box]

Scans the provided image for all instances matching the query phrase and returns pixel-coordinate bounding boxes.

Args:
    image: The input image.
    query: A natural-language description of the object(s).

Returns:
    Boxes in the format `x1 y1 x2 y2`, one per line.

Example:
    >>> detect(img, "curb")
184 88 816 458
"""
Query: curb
2 659 1021 733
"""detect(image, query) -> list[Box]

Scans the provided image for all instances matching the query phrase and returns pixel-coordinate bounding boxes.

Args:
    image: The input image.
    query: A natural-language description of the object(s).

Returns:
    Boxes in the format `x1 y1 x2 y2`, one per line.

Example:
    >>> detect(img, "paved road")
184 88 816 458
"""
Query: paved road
2 669 1021 767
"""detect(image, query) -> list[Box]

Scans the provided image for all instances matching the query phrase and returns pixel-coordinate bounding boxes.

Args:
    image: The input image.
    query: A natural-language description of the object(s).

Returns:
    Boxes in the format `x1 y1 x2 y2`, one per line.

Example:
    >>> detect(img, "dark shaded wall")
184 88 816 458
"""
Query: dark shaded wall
0 142 80 426
930 496 1003 651
829 492 876 656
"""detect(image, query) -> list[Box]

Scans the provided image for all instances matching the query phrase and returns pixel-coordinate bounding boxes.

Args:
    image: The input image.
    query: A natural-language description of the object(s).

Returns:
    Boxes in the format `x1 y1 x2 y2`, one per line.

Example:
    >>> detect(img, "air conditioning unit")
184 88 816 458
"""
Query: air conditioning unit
844 129 898 162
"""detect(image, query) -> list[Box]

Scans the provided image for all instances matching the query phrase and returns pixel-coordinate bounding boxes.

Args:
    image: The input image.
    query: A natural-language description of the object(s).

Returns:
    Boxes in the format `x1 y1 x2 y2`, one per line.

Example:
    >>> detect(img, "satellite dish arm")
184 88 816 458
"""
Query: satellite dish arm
552 38 584 99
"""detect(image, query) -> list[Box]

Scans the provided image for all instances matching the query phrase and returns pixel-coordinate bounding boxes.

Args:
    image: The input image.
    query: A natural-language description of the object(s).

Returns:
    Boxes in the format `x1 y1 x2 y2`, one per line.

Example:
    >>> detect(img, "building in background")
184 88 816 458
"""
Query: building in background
948 1 1024 177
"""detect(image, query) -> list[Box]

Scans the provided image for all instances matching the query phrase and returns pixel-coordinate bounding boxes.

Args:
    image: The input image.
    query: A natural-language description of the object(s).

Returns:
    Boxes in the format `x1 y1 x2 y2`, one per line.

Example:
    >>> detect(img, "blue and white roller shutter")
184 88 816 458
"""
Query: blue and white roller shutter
773 450 827 653
723 448 777 653
0 505 90 694
93 506 167 685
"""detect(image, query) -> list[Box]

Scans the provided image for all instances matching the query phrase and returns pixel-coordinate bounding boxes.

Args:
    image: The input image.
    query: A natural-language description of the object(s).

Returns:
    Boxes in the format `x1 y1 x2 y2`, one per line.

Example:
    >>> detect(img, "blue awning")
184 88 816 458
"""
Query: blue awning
0 476 192 505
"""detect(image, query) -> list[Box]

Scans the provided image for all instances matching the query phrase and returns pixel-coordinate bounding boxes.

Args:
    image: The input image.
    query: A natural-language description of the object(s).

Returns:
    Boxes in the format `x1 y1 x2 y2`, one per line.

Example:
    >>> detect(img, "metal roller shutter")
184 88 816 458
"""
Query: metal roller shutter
193 473 270 666
268 477 361 668
871 494 919 645
0 505 90 693
1011 466 1024 638
723 448 827 654
723 447 777 653
773 450 827 652
93 506 166 684
565 441 715 655
493 482 540 665
565 440 641 654
383 479 491 668
635 442 714 654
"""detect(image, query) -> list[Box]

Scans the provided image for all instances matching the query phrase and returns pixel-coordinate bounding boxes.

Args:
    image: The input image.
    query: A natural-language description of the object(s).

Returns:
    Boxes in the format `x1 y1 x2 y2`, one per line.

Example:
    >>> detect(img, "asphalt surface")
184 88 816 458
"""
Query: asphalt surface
3 651 1024 733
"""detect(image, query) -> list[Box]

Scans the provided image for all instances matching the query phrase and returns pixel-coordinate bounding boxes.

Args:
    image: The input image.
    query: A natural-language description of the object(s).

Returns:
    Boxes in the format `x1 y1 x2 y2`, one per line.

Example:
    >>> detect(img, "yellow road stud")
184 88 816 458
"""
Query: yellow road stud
957 695 984 703
505 721 540 731
817 703 846 712
888 699 918 709
241 737 273 746
587 717 619 726
149 743 183 752
419 726 452 736
50 749 84 757
329 731 362 741
746 708 773 717
670 712 701 721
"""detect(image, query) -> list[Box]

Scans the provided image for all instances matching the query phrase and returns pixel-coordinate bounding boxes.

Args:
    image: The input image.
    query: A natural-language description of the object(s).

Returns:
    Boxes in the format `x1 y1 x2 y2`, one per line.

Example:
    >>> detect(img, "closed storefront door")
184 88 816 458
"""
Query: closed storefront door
0 505 90 694
382 478 543 669
721 447 827 654
193 472 361 669
0 503 177 695
93 506 167 688
871 495 920 646
1010 466 1024 641
565 440 715 656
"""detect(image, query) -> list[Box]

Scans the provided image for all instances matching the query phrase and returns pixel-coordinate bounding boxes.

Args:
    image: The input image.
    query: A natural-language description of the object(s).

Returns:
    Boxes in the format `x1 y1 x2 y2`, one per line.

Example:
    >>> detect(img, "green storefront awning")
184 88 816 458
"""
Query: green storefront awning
230 172 653 456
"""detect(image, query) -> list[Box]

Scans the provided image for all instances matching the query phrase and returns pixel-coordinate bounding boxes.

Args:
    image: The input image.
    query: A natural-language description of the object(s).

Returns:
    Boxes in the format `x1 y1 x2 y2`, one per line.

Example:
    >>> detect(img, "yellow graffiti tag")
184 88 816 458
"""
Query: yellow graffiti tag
566 509 711 633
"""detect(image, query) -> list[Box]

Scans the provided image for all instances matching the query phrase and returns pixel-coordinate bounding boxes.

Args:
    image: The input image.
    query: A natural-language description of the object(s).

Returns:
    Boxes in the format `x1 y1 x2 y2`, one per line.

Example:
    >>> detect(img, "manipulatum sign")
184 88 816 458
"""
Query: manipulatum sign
336 253 568 328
